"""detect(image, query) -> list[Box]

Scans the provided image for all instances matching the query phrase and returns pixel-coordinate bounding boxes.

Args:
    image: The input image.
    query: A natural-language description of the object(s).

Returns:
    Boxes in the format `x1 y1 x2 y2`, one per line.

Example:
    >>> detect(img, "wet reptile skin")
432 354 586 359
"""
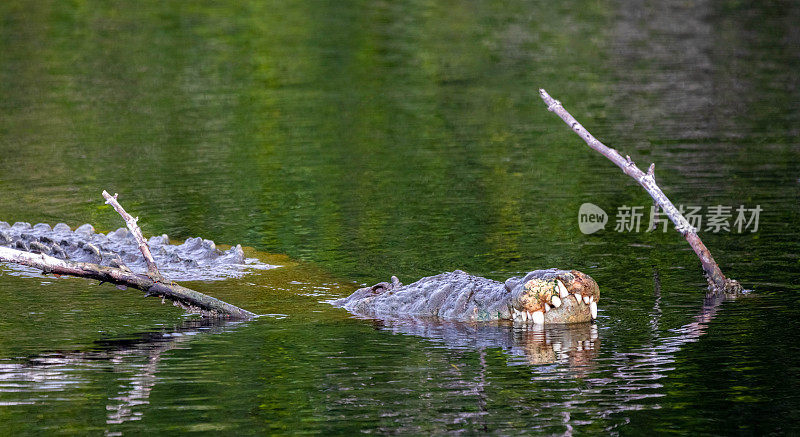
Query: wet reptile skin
0 221 271 281
334 269 600 324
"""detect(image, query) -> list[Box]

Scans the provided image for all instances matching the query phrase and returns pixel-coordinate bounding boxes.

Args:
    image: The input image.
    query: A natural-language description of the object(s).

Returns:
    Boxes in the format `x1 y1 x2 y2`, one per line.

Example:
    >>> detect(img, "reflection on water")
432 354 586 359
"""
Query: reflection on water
368 318 600 369
0 318 245 432
590 291 746 421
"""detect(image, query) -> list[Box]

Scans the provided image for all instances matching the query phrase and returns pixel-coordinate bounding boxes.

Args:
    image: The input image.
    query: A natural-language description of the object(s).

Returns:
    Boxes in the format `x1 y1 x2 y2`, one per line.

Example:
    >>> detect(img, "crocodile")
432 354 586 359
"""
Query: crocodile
0 221 273 281
334 268 600 325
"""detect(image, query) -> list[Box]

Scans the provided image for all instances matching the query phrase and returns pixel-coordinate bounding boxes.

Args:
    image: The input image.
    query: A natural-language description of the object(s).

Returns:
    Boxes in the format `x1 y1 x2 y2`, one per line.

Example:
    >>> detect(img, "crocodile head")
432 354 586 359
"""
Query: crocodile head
505 269 599 325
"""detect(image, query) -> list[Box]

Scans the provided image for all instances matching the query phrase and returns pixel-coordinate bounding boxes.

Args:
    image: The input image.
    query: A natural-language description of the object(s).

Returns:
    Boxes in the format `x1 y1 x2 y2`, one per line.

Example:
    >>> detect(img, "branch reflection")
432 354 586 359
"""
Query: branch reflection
0 318 245 431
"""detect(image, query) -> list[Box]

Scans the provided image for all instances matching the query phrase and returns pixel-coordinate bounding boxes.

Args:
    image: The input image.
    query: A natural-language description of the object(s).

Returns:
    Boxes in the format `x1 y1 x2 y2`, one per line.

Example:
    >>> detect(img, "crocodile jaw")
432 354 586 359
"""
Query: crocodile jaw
508 271 600 325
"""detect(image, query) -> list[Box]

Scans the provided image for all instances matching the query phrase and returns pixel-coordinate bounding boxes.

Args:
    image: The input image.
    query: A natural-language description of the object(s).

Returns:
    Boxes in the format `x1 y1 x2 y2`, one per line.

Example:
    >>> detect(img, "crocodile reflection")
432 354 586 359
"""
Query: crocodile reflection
365 317 600 368
0 318 244 429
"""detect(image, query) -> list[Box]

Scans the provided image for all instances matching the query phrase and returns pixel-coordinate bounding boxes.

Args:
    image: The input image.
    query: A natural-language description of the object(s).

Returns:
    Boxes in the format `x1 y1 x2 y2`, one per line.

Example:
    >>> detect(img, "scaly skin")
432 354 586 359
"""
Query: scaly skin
0 221 267 281
334 268 600 325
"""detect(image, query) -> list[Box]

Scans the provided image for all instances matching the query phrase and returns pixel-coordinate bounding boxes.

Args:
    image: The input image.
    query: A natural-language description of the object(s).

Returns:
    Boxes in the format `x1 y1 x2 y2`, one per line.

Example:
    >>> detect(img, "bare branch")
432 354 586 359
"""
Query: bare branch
539 89 742 294
0 246 255 319
102 190 162 281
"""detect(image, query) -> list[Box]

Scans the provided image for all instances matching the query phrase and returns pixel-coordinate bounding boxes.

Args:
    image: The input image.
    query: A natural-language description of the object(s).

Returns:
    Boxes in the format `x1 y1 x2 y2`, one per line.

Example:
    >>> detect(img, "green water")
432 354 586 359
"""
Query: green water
1 0 799 434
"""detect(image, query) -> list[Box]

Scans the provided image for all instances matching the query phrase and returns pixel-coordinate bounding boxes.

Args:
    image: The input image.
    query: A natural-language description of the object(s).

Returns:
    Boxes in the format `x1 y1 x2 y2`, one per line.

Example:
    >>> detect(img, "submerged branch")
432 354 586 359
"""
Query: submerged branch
539 89 742 294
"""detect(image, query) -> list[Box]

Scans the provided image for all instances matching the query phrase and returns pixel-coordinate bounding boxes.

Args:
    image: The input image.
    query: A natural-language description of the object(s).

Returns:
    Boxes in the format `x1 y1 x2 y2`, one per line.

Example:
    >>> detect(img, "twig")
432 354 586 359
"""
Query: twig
539 89 742 294
102 191 163 281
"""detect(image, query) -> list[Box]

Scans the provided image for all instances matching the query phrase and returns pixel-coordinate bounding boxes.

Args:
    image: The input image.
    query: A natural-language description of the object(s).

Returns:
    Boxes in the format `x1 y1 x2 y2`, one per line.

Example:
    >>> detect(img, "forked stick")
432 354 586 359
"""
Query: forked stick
539 89 742 294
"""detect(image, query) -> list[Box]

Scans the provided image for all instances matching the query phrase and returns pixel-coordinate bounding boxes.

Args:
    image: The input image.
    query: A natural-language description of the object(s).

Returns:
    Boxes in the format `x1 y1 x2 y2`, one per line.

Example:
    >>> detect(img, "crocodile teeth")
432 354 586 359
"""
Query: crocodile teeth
527 311 534 321
590 301 598 319
574 293 582 304
551 296 562 308
583 295 590 304
557 280 569 298
532 311 544 324
544 303 551 312
589 296 594 303
521 310 528 322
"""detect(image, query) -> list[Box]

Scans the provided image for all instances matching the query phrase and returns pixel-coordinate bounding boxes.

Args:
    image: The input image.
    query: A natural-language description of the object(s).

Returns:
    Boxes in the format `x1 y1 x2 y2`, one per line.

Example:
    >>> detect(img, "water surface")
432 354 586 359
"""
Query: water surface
1 0 798 434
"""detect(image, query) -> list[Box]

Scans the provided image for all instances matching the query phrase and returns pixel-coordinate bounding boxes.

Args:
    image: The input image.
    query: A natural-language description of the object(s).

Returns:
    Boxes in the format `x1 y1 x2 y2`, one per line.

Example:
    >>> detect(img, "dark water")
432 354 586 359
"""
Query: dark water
1 0 799 434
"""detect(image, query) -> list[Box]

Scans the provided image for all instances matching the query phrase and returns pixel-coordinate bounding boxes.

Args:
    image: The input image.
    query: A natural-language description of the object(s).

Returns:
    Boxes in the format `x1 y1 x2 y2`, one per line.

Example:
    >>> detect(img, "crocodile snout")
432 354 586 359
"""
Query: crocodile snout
508 269 599 325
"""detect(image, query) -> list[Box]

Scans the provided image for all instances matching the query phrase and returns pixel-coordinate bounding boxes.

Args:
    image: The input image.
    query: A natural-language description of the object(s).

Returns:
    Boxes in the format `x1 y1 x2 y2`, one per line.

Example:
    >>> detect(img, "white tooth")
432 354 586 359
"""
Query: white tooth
532 311 544 324
589 296 594 303
551 296 562 308
574 293 582 304
583 295 590 304
590 301 598 319
557 280 569 298
521 310 528 322
527 311 534 321
544 303 550 312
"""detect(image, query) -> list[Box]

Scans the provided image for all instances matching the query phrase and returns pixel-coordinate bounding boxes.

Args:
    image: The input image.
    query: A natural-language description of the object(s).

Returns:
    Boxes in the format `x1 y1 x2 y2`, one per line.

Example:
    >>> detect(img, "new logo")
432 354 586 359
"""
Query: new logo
578 203 607 234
